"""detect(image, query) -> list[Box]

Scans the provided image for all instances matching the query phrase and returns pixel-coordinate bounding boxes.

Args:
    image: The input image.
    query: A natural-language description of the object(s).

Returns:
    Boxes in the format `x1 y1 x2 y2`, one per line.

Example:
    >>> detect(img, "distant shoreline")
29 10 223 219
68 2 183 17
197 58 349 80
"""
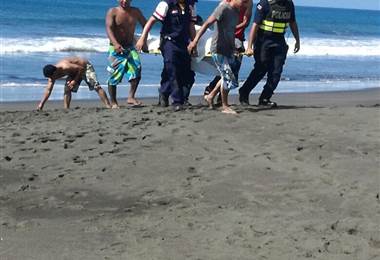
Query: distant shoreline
1 88 379 112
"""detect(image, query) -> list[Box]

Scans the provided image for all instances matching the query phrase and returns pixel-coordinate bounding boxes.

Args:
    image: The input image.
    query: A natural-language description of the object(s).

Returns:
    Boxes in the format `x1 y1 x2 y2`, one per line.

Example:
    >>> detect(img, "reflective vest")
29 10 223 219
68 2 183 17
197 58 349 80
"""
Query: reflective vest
260 0 292 34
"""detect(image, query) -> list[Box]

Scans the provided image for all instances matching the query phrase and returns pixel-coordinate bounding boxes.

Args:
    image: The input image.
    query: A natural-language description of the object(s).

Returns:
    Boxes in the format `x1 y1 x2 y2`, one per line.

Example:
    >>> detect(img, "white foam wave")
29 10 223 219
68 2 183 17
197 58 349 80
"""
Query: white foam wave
0 82 45 88
0 82 164 89
0 37 108 54
286 37 380 56
1 36 380 56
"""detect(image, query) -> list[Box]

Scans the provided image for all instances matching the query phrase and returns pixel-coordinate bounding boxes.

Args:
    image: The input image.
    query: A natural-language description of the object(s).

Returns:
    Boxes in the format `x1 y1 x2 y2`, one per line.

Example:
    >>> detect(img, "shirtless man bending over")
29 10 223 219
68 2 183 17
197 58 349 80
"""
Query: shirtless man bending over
105 0 147 108
37 57 111 111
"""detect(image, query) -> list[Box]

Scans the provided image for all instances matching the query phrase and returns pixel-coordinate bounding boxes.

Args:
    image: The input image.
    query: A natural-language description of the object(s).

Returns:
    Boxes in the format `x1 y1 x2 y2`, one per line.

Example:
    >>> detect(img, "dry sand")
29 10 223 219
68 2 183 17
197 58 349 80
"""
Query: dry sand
0 89 380 260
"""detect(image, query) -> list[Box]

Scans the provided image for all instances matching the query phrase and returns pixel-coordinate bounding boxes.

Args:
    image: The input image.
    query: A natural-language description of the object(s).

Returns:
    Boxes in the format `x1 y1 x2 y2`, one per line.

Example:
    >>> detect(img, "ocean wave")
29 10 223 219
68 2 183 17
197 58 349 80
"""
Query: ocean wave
0 37 108 54
286 37 380 57
1 36 380 56
0 82 163 88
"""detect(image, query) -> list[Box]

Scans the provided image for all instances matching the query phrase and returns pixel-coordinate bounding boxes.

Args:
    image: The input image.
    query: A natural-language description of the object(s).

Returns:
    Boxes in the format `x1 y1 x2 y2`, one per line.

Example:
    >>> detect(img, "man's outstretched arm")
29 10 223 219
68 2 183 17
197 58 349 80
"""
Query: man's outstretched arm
37 79 55 110
136 16 157 52
187 15 217 54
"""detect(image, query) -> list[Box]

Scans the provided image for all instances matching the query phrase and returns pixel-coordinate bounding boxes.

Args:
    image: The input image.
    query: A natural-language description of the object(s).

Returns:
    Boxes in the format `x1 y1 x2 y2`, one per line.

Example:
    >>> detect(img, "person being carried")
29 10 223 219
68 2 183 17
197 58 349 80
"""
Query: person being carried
188 0 247 114
136 0 197 111
37 57 111 111
105 0 147 108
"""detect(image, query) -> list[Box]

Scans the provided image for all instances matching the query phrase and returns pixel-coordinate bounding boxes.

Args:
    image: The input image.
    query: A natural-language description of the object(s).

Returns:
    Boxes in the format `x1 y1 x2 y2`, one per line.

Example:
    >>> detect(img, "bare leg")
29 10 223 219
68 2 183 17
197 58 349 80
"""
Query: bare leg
204 79 222 108
63 88 72 109
220 86 237 114
108 85 119 109
95 87 111 108
127 78 142 106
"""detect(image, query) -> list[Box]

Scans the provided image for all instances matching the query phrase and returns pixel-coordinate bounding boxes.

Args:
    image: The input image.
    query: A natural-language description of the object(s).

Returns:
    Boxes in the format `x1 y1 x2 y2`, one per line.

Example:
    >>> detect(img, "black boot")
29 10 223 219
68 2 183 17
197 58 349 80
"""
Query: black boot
158 94 169 107
258 98 277 108
239 95 250 106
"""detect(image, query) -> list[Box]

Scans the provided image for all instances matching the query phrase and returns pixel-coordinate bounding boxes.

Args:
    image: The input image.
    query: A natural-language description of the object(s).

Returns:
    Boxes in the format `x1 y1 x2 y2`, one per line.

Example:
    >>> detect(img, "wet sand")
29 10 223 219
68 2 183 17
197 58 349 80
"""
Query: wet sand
1 89 380 260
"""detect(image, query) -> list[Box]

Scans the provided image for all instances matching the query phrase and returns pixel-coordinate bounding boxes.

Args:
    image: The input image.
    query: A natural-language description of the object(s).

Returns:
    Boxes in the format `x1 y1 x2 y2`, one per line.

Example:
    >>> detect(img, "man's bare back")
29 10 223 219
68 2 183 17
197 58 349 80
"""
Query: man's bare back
52 57 88 80
38 56 111 110
106 1 146 53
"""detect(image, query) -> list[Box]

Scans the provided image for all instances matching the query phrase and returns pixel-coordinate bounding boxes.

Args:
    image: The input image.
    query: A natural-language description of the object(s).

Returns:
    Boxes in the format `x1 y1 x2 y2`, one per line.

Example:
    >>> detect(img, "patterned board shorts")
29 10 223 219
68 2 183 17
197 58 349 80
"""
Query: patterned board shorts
66 62 100 93
211 53 240 90
107 45 142 86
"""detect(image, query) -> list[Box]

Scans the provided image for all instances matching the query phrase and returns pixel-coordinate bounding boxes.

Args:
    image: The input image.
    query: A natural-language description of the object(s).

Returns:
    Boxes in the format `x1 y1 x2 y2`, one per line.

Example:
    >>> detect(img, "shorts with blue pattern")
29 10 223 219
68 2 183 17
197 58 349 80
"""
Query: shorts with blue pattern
211 53 240 90
107 45 141 86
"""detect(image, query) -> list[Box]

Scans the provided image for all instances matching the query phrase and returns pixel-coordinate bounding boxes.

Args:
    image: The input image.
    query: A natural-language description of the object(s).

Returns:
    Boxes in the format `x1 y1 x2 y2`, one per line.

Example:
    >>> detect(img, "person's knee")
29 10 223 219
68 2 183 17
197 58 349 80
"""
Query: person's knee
94 85 102 92
129 78 140 86
64 86 71 95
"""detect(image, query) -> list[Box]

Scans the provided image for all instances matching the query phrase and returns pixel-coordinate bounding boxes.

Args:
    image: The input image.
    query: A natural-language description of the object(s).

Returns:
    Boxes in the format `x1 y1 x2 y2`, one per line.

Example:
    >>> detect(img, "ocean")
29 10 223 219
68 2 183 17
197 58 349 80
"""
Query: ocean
1 0 379 102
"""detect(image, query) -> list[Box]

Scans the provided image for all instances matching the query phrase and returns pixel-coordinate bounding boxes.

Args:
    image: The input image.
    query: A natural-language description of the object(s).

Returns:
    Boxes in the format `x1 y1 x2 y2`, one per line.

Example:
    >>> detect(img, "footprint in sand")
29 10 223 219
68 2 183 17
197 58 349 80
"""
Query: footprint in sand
171 128 180 134
187 166 197 173
39 137 58 143
215 163 237 170
65 138 76 143
11 132 21 137
74 132 88 138
122 137 137 142
72 156 86 165
99 149 120 156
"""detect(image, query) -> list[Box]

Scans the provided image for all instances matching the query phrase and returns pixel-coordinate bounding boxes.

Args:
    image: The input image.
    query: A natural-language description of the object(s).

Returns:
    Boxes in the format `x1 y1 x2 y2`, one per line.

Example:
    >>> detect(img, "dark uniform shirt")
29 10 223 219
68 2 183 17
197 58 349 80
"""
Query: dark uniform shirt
153 0 197 47
254 0 296 25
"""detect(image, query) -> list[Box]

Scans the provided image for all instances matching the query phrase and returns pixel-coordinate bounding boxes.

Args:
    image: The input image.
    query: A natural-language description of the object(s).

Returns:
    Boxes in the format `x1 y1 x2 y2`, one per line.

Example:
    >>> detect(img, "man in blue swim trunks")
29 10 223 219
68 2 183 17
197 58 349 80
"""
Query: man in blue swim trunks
188 0 247 114
106 0 147 108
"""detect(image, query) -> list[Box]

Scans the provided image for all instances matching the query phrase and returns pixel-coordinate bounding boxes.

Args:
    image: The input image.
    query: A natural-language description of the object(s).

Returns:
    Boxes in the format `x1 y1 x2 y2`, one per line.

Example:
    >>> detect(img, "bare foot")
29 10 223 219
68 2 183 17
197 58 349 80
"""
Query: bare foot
204 95 214 109
111 104 120 109
221 106 237 114
127 98 142 106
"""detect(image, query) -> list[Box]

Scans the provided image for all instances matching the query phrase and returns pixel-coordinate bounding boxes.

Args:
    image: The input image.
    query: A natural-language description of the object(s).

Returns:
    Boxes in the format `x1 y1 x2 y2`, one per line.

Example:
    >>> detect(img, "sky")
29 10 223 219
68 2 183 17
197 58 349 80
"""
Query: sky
294 0 379 10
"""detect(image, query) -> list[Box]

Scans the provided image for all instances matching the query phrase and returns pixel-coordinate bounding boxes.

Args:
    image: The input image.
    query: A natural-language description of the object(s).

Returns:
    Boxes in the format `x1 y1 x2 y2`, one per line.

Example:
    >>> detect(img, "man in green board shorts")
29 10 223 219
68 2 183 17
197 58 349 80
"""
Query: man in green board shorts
106 0 147 108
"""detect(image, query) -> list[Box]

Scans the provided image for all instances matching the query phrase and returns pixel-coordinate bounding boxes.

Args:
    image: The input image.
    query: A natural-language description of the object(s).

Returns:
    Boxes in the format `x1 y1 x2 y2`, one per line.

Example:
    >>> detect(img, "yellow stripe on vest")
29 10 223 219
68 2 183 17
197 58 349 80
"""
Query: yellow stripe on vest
260 20 288 33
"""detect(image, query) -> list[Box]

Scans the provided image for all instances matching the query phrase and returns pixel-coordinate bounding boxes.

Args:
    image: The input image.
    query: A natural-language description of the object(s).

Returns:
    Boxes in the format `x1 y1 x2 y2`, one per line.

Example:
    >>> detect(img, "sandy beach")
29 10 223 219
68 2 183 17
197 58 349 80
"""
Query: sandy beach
0 89 379 260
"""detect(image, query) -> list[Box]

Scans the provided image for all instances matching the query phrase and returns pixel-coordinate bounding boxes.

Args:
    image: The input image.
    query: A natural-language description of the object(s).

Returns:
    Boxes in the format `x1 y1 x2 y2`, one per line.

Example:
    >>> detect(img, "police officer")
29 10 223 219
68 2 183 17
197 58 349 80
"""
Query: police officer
239 0 300 107
136 0 197 110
